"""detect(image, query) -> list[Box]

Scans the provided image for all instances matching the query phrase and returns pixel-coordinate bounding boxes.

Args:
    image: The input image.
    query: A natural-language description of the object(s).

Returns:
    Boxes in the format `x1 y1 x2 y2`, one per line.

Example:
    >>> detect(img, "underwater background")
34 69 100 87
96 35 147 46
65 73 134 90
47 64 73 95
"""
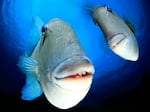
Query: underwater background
0 0 150 111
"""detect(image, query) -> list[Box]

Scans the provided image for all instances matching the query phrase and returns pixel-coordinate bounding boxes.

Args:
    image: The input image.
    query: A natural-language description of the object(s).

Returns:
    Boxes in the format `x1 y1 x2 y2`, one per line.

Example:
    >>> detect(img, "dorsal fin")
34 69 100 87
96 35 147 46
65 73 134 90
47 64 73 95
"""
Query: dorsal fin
27 16 45 56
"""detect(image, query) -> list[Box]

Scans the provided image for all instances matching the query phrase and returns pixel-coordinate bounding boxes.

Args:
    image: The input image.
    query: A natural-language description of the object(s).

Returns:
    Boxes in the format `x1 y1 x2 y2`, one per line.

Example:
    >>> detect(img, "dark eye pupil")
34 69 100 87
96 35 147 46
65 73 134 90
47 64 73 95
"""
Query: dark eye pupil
107 6 110 10
42 26 47 33
105 5 112 12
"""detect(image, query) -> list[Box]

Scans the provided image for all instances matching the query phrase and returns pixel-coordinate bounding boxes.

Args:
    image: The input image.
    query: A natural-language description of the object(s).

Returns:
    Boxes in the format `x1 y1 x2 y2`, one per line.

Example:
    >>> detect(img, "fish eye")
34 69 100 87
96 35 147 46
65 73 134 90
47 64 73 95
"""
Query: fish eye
41 26 47 33
104 5 112 12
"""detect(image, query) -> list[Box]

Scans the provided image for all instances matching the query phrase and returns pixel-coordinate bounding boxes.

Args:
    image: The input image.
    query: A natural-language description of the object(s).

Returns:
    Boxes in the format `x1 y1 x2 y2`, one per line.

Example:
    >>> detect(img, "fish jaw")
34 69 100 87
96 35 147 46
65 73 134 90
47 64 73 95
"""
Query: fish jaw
41 56 95 109
42 80 90 109
51 56 95 91
109 33 139 61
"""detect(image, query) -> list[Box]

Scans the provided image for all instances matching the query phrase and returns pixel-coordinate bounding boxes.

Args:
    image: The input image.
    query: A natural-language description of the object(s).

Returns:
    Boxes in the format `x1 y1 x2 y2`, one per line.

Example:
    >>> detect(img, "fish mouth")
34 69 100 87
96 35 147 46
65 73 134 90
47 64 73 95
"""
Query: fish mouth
51 56 95 91
108 33 127 49
108 33 138 61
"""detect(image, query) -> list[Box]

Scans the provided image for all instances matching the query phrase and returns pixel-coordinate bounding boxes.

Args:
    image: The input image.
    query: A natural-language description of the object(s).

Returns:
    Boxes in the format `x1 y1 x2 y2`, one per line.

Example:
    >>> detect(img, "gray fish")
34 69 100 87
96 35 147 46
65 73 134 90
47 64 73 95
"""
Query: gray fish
90 5 139 61
17 17 95 109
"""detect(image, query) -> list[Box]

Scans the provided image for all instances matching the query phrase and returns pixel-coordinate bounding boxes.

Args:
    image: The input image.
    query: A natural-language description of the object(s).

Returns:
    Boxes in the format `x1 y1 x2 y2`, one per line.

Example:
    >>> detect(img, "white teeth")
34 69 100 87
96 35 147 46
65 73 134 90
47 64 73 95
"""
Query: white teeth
77 71 87 76
82 72 86 75
78 73 82 76
55 71 90 79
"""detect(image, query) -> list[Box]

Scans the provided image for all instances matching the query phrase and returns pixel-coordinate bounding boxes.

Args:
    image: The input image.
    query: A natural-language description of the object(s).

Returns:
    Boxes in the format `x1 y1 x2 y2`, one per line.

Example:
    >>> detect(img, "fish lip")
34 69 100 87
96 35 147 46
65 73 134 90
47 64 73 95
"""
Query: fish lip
52 56 95 79
50 56 95 91
44 81 91 109
108 33 139 61
108 33 127 49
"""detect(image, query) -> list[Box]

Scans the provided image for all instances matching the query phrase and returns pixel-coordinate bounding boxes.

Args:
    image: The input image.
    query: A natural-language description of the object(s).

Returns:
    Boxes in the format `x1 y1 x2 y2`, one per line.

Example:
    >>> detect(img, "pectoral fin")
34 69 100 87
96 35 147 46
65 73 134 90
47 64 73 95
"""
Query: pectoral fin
17 54 43 100
21 74 43 100
17 54 39 78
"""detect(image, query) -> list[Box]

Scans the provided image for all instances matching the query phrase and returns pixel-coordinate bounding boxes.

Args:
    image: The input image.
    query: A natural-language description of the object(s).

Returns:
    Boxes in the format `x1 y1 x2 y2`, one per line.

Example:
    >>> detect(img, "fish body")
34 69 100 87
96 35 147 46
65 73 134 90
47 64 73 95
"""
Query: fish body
17 18 95 109
92 5 139 61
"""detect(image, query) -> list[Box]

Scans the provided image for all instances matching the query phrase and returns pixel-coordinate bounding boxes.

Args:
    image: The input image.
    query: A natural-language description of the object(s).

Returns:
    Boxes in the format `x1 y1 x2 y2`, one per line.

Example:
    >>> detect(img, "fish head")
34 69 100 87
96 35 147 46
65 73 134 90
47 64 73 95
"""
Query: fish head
42 56 95 109
93 5 113 25
94 5 112 13
51 56 95 91
108 33 139 61
38 18 95 109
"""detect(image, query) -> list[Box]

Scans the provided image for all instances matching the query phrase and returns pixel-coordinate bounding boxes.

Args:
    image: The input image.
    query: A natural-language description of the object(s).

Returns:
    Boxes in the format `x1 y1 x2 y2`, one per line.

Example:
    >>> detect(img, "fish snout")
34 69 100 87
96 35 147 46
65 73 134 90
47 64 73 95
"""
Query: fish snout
51 56 95 91
109 33 139 61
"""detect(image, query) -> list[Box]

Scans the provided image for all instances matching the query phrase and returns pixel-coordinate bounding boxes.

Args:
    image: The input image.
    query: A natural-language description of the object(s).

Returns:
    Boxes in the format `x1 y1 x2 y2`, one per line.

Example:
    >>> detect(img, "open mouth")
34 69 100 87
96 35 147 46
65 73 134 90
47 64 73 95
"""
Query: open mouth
51 56 95 91
108 33 127 49
63 71 90 79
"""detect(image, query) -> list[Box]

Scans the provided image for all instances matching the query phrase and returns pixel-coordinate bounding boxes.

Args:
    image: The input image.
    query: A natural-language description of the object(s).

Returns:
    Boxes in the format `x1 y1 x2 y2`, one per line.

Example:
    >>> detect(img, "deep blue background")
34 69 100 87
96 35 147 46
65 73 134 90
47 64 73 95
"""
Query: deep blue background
0 0 150 111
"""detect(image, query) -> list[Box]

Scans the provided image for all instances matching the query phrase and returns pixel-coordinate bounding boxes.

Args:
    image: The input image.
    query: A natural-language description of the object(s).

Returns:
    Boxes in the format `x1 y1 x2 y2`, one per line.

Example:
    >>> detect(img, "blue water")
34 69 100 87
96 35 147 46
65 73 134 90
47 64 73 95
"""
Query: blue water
0 0 150 110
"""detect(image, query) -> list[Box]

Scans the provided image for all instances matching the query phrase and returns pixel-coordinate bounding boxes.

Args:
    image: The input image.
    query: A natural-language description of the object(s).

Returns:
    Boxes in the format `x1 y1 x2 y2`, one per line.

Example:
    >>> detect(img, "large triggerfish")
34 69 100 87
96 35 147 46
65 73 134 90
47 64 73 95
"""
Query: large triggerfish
17 18 95 109
91 5 139 61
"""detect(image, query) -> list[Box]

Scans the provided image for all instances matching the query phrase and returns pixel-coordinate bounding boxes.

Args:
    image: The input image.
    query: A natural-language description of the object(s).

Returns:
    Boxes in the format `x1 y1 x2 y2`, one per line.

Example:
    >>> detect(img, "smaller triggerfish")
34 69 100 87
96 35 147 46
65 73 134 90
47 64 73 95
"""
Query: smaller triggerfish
91 5 139 61
17 17 95 109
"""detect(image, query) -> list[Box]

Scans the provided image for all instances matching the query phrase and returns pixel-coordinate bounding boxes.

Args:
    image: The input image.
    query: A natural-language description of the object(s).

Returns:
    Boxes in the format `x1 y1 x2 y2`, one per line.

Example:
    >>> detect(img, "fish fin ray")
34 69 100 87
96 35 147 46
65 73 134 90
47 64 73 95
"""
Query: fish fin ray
21 74 43 100
17 54 39 79
123 15 140 36
27 16 45 55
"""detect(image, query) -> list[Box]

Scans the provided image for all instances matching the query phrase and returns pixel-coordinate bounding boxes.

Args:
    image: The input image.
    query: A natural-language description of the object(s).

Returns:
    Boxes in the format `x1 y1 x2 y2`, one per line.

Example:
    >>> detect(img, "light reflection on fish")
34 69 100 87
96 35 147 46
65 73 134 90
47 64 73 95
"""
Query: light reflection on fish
91 5 139 61
17 18 95 109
